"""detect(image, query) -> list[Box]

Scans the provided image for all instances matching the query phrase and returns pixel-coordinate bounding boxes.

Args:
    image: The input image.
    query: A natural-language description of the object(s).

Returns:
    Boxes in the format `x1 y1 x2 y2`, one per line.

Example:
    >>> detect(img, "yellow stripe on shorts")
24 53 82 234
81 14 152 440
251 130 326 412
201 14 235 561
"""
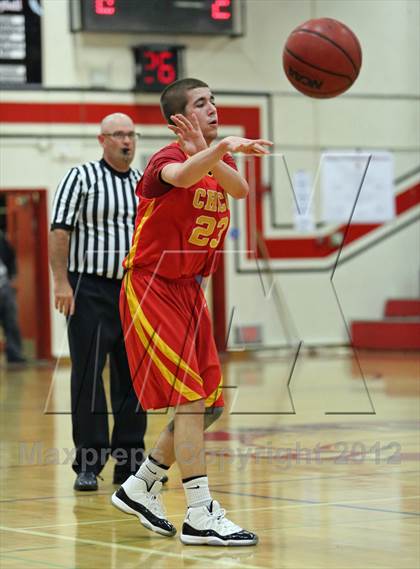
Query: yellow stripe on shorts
125 272 203 402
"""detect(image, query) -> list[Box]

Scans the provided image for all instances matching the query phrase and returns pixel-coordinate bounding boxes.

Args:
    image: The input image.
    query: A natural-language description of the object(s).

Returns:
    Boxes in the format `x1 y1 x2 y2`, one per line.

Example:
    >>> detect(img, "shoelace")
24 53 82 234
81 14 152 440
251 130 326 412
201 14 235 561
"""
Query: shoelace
146 492 166 518
210 508 242 533
216 508 226 521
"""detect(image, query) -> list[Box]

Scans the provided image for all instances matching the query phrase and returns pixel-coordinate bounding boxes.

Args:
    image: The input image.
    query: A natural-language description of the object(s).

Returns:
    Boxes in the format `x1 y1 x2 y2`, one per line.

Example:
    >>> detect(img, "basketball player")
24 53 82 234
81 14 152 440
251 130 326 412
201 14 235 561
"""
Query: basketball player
112 78 272 545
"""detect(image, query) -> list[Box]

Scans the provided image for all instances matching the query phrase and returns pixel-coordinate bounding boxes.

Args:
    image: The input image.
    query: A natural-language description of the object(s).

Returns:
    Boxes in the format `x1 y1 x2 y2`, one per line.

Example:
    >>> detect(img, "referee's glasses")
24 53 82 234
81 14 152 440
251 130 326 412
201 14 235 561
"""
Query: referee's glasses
103 131 140 141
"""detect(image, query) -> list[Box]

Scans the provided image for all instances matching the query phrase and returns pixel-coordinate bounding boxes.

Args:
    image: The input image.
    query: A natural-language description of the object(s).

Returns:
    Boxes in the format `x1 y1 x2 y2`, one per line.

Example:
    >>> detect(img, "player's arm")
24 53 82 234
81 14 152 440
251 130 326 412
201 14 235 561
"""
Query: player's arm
161 136 272 195
166 114 272 198
49 229 75 316
211 160 248 199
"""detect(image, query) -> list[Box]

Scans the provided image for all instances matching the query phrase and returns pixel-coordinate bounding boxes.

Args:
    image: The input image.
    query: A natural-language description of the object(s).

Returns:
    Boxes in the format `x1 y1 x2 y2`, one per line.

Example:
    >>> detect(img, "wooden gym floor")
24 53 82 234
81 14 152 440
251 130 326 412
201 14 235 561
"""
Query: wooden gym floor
0 348 419 569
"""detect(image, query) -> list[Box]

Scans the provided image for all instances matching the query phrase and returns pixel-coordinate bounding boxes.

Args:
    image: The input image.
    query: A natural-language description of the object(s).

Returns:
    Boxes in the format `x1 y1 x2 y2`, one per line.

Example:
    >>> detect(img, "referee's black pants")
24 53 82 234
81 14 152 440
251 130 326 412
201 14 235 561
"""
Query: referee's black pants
67 272 147 476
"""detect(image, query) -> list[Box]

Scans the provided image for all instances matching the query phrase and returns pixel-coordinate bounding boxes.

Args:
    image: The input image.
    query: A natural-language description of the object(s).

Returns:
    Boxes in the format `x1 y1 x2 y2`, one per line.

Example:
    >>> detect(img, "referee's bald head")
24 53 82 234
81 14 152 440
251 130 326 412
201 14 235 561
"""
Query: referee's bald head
100 113 134 133
99 113 138 170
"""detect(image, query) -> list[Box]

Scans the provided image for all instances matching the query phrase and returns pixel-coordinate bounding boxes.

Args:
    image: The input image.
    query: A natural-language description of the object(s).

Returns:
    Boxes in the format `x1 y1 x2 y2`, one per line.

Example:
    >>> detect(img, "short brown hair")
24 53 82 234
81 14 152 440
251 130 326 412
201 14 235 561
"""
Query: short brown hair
160 78 209 124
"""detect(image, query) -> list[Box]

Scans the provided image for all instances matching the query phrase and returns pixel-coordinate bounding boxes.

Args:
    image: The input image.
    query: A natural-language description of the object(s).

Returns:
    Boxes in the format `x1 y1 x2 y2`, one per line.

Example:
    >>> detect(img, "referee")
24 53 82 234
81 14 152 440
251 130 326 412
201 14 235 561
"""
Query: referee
49 113 147 491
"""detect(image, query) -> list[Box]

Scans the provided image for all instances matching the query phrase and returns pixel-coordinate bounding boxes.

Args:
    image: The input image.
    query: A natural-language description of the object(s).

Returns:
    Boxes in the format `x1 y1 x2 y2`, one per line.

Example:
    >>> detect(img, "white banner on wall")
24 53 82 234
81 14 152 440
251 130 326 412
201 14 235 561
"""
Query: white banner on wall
292 169 315 233
321 152 396 224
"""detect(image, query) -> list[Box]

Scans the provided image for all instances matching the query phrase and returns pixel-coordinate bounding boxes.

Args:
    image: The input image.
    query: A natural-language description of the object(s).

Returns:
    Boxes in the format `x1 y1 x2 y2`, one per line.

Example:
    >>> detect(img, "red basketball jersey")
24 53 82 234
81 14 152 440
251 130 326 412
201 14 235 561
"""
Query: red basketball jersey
124 143 235 279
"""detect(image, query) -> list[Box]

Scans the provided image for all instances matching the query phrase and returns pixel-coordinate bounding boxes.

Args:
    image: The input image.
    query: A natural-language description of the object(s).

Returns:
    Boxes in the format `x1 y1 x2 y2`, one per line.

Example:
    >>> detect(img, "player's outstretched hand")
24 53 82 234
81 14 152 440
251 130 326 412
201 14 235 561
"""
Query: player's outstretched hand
168 113 208 156
222 136 273 155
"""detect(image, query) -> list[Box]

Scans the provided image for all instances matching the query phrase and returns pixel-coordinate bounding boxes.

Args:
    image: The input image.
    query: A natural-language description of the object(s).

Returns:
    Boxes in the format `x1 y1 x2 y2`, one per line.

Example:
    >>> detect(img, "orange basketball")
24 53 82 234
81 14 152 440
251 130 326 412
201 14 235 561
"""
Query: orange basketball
283 18 362 98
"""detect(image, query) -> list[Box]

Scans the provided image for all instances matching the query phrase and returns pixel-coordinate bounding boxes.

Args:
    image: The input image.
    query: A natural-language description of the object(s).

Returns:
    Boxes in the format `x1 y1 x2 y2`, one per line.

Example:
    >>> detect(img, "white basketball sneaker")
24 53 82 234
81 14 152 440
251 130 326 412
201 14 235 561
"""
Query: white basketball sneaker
180 500 258 546
111 475 176 536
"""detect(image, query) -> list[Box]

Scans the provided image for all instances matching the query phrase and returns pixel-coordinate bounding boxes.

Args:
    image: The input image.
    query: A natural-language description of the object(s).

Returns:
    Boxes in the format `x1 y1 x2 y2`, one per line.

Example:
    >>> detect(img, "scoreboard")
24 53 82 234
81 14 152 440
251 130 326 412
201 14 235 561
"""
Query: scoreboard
71 0 243 36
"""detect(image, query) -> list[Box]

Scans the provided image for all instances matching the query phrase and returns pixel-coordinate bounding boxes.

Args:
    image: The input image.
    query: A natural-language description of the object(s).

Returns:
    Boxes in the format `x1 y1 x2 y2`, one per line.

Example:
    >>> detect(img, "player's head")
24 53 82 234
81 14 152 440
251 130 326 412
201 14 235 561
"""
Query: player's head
161 78 218 143
98 113 138 170
160 78 209 122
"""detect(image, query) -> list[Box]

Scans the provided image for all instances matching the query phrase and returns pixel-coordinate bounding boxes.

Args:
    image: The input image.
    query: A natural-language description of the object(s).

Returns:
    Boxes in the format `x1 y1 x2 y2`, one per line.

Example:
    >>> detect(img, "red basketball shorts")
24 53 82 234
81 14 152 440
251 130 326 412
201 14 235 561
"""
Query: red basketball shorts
120 269 224 411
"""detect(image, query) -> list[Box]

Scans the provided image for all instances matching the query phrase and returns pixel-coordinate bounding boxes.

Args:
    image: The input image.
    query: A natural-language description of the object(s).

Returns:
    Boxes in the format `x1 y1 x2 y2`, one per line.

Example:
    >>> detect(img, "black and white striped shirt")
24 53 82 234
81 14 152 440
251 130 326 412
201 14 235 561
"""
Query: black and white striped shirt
51 159 141 280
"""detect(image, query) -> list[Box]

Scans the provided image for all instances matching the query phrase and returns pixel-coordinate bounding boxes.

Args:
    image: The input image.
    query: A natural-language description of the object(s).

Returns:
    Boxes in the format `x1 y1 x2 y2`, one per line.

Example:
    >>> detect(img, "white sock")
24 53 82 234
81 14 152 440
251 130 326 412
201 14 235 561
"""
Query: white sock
183 476 212 508
134 456 169 490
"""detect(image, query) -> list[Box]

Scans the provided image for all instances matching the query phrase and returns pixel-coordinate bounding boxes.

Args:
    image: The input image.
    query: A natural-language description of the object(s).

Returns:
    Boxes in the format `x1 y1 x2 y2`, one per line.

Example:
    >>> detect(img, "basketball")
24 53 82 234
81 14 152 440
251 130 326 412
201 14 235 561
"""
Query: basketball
283 18 362 98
